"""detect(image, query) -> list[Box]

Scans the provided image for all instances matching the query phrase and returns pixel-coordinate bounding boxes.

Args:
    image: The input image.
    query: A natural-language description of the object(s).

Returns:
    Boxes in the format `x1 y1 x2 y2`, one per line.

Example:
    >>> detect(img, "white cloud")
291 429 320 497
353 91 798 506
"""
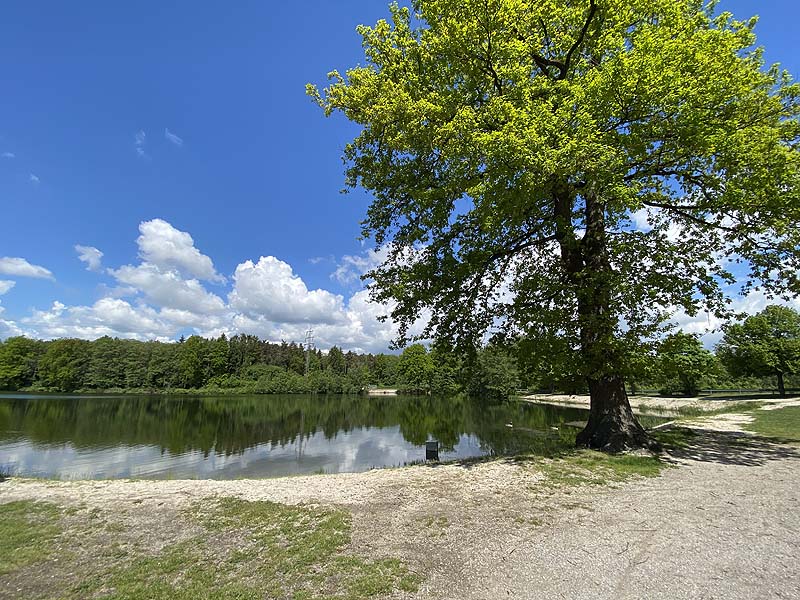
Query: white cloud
309 255 335 265
21 298 173 341
136 218 224 282
74 245 104 271
1 152 14 159
0 257 53 280
230 256 346 324
332 247 389 285
134 130 148 158
0 280 15 295
111 263 226 315
29 173 40 185
164 128 184 147
668 291 800 349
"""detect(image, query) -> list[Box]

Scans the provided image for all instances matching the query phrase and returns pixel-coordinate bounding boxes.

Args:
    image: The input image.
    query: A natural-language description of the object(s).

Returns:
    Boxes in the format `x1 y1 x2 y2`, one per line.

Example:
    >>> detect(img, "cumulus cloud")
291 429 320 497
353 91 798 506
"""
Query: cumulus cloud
136 219 224 282
0 280 15 295
111 263 227 314
164 128 184 146
230 256 346 324
21 299 173 341
75 245 104 271
0 257 53 280
668 290 800 349
331 247 389 285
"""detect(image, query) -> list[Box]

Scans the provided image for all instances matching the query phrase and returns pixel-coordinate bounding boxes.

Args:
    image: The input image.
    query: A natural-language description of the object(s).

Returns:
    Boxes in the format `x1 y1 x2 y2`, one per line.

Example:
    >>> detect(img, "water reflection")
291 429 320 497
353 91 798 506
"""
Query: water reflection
0 393 610 479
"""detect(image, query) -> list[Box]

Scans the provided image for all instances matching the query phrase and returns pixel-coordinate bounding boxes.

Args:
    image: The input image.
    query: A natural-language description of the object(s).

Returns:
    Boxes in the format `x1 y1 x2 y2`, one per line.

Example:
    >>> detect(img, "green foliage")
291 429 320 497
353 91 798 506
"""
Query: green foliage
36 338 90 392
656 332 718 396
326 345 347 375
0 336 43 390
310 0 800 408
467 344 520 399
397 343 434 393
0 500 62 575
717 305 800 395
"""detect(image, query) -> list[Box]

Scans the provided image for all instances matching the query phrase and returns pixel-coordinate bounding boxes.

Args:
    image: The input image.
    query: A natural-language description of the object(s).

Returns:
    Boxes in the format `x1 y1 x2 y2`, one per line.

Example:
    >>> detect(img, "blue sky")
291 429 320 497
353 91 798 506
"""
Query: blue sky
1 1 798 352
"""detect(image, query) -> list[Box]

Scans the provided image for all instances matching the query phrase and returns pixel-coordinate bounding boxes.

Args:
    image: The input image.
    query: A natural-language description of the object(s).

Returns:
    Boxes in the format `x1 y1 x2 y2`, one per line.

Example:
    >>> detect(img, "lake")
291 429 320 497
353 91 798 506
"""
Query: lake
0 393 663 480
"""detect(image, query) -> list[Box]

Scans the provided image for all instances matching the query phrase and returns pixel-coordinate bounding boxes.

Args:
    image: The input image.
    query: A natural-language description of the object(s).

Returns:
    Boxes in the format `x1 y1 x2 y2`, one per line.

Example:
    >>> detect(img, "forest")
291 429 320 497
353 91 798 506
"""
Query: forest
0 306 797 397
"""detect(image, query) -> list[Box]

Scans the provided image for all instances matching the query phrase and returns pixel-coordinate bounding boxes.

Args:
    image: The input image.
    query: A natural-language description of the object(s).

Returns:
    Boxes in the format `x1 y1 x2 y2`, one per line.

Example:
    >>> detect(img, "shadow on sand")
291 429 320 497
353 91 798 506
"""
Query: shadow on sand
659 427 800 467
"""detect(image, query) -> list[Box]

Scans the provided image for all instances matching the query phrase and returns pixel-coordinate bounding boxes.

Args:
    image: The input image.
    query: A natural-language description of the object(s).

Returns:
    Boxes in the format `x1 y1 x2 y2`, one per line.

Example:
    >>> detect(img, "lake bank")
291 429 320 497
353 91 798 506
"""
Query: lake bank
520 392 800 415
3 404 799 598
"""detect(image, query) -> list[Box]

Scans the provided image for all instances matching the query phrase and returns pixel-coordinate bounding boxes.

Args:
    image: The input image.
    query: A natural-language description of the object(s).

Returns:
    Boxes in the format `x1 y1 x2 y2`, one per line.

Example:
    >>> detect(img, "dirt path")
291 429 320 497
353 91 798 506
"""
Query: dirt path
2 410 799 599
434 433 800 599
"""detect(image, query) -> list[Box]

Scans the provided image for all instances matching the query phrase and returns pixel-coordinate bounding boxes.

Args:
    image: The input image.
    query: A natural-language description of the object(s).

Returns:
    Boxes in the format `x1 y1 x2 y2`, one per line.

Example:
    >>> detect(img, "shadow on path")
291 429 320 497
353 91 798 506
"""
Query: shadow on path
661 428 800 467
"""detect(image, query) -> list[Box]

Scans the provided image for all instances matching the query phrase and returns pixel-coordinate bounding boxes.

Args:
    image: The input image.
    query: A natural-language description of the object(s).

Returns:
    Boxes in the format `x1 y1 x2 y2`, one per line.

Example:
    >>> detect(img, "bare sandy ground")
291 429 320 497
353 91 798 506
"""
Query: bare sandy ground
2 406 799 599
521 392 800 415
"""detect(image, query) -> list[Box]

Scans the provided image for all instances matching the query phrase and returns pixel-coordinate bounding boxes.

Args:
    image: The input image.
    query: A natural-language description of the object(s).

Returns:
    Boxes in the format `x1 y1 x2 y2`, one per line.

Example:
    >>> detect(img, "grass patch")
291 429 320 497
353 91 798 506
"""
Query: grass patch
0 500 62 575
651 427 698 449
536 450 667 487
71 497 419 600
745 406 800 442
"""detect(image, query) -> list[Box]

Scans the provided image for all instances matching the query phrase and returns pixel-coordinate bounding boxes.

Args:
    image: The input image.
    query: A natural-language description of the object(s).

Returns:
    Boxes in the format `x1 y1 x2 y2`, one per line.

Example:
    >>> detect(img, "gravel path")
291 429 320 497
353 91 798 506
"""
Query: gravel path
430 431 800 599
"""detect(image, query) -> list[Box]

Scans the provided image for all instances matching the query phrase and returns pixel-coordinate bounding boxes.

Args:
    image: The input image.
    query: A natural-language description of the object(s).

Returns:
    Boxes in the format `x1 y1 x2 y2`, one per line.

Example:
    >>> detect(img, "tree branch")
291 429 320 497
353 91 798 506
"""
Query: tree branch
560 0 598 80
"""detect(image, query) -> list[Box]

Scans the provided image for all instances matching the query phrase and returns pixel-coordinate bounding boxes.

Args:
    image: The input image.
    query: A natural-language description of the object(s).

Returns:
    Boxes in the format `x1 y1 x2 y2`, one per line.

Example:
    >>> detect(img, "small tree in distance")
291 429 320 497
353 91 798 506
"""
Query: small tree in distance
717 305 800 397
656 332 717 397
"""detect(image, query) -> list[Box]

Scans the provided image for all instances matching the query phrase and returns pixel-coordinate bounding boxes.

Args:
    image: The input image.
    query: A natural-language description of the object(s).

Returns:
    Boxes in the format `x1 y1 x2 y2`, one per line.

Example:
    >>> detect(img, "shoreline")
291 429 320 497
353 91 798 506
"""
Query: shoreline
2 404 799 599
519 392 800 414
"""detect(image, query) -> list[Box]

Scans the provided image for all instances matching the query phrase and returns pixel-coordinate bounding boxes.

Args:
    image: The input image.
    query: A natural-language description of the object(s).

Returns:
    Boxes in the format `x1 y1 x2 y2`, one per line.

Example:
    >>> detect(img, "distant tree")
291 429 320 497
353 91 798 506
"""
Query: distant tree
429 345 462 396
178 336 206 388
398 344 434 393
656 332 717 396
0 337 43 390
468 345 520 400
326 346 347 375
717 305 800 396
372 353 400 386
36 339 89 392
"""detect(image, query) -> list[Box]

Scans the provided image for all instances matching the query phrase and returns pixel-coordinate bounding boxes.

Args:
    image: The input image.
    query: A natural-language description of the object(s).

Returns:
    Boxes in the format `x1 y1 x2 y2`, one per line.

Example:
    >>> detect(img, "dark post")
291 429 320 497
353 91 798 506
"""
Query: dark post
425 440 439 461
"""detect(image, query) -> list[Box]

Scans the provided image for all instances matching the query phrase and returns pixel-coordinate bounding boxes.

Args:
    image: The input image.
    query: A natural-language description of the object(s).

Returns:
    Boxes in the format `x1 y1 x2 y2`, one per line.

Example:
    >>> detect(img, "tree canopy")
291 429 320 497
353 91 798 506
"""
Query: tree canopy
717 305 800 396
310 0 800 449
656 332 717 396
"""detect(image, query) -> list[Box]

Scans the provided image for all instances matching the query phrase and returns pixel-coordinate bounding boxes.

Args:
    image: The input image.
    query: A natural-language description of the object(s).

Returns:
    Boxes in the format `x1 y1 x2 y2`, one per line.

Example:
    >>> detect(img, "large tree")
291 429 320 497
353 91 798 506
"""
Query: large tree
717 305 800 397
310 0 800 450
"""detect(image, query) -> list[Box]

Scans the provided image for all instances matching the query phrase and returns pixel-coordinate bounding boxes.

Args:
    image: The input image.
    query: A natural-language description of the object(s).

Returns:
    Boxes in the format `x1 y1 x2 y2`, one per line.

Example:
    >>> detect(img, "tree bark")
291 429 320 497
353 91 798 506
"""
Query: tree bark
777 372 786 397
576 375 658 451
556 185 658 452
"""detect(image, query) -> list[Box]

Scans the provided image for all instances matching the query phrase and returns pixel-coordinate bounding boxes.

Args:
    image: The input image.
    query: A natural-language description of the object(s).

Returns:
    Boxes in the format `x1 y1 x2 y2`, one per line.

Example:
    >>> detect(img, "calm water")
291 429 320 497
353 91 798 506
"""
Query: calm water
0 393 657 480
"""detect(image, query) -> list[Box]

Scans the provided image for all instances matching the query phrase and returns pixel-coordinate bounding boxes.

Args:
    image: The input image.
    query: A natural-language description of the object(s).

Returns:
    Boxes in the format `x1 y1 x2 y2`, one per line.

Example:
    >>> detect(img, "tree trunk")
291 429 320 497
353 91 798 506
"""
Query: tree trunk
576 375 659 452
777 372 786 397
556 185 658 452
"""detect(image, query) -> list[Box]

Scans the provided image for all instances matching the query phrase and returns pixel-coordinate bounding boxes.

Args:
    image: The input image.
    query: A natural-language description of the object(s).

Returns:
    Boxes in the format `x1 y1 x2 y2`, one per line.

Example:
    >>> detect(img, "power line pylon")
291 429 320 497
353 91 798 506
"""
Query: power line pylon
304 328 314 376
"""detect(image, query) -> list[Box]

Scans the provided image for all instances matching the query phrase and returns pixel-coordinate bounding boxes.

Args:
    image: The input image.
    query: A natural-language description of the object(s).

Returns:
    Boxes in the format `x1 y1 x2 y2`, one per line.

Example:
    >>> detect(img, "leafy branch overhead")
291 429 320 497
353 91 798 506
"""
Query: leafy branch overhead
309 0 800 355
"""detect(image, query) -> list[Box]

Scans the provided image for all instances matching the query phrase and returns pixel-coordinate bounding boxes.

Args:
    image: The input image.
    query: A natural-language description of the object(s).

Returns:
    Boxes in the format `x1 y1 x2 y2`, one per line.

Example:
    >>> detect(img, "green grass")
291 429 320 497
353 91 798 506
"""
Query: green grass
0 500 62 575
637 401 762 417
650 427 698 449
746 406 800 442
536 450 667 487
71 497 418 600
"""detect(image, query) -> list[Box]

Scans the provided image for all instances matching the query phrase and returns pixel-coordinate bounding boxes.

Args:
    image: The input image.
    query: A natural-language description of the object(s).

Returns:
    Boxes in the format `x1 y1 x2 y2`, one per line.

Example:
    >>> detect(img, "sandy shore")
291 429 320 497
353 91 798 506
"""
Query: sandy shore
521 392 800 414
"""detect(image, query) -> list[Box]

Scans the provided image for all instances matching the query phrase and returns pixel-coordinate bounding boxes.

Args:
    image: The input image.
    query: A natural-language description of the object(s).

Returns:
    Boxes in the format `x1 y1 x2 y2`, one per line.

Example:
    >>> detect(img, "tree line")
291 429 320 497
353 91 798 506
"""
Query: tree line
0 305 797 397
